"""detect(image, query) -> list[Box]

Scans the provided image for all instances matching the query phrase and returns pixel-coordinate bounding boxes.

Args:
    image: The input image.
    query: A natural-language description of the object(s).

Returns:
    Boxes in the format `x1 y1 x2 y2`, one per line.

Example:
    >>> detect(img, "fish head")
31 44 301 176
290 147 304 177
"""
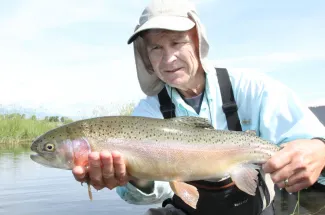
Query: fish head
30 126 91 170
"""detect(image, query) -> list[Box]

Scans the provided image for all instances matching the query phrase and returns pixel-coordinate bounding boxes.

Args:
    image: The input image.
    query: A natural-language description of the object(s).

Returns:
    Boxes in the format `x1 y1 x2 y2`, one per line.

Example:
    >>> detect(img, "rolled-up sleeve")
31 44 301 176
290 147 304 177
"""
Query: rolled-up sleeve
116 181 174 205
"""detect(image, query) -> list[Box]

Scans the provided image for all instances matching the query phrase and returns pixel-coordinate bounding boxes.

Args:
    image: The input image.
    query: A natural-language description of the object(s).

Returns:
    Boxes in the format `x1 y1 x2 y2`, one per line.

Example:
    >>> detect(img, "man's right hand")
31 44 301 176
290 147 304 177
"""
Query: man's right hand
72 150 130 190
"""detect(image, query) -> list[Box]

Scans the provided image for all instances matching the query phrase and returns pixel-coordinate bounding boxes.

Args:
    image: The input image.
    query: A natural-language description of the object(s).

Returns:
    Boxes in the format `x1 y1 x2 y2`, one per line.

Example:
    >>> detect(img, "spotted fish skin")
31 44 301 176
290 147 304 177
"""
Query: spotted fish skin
30 116 279 196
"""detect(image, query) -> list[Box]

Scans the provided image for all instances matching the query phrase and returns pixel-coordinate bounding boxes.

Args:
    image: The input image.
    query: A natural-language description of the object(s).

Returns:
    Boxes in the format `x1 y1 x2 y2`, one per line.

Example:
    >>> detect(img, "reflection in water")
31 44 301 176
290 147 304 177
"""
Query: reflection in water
1 152 156 215
1 152 325 215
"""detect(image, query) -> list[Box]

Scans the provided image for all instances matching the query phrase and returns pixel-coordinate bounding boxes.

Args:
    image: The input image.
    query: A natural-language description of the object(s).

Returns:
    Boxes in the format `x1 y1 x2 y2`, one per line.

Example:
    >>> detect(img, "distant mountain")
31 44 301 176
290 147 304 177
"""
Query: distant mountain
0 102 129 120
0 104 64 119
309 105 325 126
1 103 325 123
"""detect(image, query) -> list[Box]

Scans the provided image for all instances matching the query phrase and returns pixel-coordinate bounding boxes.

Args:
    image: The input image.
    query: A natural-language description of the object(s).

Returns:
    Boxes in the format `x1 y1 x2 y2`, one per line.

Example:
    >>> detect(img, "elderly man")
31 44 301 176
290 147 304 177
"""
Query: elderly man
72 0 325 214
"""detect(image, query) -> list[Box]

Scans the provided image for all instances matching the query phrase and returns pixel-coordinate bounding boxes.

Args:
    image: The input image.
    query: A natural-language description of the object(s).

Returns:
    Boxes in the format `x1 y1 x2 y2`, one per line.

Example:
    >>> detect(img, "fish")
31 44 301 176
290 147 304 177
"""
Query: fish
30 115 279 208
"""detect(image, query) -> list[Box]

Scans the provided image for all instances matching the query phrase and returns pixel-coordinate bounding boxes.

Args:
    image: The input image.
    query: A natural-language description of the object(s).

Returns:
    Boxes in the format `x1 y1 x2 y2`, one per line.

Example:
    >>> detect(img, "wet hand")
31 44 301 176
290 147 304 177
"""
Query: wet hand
262 139 325 193
72 150 130 190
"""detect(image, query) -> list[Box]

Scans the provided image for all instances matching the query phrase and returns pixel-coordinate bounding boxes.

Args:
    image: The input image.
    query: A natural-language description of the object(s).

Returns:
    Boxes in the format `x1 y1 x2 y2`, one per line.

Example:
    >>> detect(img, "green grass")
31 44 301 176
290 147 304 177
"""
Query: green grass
0 115 66 151
0 103 136 152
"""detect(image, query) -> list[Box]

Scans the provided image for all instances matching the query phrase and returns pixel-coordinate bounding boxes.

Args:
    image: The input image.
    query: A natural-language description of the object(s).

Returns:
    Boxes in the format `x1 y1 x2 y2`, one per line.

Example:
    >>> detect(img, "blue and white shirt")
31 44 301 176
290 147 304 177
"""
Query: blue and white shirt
116 65 325 205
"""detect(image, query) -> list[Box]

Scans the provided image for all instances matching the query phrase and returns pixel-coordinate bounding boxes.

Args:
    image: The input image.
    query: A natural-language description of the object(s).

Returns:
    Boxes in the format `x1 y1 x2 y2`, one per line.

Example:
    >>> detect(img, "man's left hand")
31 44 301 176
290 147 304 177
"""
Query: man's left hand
262 139 325 193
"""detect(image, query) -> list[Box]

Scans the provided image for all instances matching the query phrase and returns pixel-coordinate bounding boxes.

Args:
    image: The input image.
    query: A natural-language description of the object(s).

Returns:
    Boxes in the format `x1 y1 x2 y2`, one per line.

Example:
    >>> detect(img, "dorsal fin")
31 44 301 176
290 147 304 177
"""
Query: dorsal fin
170 116 214 129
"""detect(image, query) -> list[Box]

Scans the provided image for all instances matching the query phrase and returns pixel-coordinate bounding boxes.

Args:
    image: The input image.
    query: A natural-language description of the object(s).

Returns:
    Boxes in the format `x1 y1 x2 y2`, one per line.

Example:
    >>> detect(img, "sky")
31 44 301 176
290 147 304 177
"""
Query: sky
0 0 324 118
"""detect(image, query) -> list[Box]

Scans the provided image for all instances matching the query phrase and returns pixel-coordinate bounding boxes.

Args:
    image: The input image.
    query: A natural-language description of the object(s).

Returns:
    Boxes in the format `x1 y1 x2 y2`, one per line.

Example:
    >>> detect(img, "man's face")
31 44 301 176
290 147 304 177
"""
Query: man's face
143 28 201 90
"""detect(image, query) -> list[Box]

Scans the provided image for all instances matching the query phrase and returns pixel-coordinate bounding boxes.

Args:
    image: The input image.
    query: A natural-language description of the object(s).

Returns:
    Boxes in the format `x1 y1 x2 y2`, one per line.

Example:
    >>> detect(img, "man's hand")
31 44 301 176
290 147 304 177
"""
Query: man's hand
72 150 130 190
262 139 325 193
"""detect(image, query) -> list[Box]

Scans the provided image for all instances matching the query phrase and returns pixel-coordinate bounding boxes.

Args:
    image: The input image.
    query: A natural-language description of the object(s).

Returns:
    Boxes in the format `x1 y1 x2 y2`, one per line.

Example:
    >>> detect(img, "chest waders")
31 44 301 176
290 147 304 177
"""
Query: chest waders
158 68 275 215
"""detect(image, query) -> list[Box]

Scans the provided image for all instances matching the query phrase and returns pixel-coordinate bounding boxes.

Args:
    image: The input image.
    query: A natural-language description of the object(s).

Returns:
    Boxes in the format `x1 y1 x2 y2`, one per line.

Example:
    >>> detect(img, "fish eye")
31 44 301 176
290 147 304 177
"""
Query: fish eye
44 143 55 152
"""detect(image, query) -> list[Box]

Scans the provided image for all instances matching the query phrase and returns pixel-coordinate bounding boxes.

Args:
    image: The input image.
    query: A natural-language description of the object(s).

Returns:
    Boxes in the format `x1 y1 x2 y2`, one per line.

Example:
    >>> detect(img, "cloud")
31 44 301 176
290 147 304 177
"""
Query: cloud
218 52 325 64
0 0 324 118
0 0 147 115
0 55 144 103
212 51 325 73
0 37 145 115
0 0 142 41
308 99 325 107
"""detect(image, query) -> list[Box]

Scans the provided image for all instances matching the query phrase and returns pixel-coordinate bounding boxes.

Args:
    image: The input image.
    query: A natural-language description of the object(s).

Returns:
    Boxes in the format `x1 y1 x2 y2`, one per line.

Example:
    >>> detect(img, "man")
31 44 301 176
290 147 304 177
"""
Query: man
72 0 325 214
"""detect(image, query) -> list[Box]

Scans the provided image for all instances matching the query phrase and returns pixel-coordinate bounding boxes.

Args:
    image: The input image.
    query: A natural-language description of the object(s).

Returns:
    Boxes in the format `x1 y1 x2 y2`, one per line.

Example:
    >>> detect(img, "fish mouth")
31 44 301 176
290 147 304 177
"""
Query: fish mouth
30 154 53 168
30 153 65 169
30 152 73 170
30 153 39 162
30 140 39 153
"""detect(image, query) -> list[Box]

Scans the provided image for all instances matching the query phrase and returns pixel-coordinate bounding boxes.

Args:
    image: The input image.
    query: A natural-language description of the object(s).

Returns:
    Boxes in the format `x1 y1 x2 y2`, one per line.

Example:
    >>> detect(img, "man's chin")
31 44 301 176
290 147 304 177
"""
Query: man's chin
164 76 187 88
166 81 186 90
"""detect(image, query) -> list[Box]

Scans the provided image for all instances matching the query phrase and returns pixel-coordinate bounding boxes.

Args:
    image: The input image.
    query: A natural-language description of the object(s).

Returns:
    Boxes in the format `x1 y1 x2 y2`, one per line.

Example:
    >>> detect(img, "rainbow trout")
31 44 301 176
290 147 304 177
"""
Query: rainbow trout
30 116 279 208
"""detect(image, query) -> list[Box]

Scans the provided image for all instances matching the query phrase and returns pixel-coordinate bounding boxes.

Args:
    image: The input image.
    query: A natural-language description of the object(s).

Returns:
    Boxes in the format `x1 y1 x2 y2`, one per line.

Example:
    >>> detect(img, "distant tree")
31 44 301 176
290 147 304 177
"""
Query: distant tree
31 115 37 120
119 103 135 116
49 116 59 122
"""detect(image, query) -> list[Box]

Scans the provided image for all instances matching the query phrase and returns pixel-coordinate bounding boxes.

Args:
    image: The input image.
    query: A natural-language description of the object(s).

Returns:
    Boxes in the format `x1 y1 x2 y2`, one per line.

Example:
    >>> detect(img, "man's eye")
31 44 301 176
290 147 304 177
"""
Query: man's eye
151 46 160 51
173 41 184 46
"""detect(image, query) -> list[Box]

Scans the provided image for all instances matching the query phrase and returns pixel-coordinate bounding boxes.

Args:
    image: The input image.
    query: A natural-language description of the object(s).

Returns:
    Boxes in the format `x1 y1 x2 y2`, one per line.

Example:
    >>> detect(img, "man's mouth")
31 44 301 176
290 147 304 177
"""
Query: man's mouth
164 68 182 73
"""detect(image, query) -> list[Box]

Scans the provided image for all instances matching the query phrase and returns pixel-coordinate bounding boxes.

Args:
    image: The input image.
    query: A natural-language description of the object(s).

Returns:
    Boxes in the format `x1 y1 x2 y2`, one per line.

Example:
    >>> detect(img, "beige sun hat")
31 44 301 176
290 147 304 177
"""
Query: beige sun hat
127 0 196 44
128 0 210 96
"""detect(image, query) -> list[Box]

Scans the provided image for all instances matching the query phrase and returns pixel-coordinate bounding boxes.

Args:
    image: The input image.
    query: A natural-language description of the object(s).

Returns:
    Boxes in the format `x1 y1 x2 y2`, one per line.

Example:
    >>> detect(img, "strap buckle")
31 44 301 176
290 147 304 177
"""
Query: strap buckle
222 103 238 114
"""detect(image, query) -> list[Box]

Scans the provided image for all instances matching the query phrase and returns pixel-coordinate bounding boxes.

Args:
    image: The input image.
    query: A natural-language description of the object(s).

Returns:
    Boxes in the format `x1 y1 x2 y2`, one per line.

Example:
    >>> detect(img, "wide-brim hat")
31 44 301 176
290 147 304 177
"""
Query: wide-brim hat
127 0 196 44
128 0 210 96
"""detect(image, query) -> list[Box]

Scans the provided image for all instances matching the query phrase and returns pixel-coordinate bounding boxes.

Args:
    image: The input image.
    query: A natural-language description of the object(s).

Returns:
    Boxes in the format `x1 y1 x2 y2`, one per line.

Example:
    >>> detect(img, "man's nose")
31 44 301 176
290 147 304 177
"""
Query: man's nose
162 48 177 64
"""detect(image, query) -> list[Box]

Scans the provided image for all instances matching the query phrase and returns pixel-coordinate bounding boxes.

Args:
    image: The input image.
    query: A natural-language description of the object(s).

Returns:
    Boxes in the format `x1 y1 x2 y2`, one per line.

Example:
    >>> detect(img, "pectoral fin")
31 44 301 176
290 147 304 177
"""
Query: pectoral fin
230 164 260 196
169 181 199 209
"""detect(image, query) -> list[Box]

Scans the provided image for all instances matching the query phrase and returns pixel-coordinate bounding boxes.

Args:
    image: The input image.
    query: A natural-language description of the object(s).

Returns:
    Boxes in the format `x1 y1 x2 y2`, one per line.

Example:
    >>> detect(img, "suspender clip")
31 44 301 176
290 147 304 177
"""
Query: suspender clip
222 103 238 114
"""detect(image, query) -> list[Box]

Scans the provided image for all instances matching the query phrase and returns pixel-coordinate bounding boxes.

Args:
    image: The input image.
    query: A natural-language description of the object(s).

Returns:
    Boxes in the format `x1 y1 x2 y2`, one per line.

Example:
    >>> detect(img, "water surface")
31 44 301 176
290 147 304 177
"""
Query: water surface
1 152 325 215
1 152 156 215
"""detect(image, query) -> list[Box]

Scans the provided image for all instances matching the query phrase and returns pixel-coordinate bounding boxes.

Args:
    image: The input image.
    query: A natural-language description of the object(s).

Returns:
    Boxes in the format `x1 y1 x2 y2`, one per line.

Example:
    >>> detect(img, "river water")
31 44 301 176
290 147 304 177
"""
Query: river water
1 152 325 215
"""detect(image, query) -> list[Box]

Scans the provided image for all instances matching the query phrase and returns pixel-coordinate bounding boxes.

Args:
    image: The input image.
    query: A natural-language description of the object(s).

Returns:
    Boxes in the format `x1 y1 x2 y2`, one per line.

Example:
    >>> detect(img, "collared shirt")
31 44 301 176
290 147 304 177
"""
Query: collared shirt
116 64 325 204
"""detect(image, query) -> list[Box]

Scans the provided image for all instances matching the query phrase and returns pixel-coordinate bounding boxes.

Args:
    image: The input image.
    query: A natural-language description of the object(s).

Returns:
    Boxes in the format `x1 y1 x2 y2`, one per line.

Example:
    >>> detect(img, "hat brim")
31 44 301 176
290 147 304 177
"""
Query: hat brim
127 16 195 44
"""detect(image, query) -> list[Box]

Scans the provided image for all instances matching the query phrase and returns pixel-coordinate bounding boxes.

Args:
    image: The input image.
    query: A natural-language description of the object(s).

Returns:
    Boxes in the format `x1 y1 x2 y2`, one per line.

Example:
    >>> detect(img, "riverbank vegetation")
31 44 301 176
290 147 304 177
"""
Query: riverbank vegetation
0 113 73 151
0 103 136 152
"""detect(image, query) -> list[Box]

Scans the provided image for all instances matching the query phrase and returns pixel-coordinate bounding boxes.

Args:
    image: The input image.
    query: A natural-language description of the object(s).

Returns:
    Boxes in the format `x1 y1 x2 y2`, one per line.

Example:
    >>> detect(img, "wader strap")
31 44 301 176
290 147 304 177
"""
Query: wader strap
157 68 242 128
158 86 175 119
158 68 272 214
216 68 242 131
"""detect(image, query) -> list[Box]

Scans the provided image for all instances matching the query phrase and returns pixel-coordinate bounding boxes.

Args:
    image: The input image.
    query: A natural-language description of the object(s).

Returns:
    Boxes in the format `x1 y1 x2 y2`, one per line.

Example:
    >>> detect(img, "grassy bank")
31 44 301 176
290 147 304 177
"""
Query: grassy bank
0 114 72 151
0 103 136 152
